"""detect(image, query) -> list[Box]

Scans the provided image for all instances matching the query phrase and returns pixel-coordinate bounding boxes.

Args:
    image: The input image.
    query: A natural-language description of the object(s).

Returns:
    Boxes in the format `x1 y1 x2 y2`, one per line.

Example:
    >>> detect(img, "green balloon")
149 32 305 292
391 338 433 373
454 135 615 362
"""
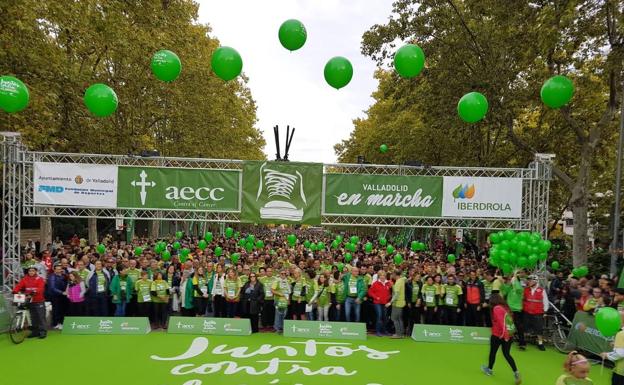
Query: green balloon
247 234 256 243
278 19 307 51
337 262 345 271
204 232 213 242
225 227 234 238
151 50 182 82
84 83 118 117
365 242 373 253
347 242 356 252
457 92 488 123
411 241 419 252
287 234 297 246
0 76 29 113
245 242 254 252
350 236 359 244
215 246 223 257
310 244 317 252
181 247 190 257
503 230 516 241
596 307 622 337
393 44 425 78
394 253 404 265
175 231 183 239
379 144 388 153
344 253 353 262
447 254 456 264
134 247 143 256
173 241 181 250
379 237 387 246
331 240 339 249
256 240 264 249
538 239 552 252
517 256 528 268
211 46 243 81
162 250 171 261
238 239 246 247
179 254 187 263
551 261 560 270
234 231 241 239
336 235 344 243
317 242 325 250
324 56 353 89
386 245 395 254
528 254 538 267
304 240 311 249
96 244 106 254
502 263 512 276
488 232 502 244
578 265 589 277
541 75 574 109
198 240 207 250
231 253 240 264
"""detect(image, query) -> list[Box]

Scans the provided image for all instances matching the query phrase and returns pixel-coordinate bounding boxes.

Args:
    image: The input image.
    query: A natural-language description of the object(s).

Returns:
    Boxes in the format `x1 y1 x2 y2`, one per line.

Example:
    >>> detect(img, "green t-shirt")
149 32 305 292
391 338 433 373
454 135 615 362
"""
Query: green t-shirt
193 276 208 298
151 280 170 303
118 276 128 299
135 279 153 303
225 279 240 301
259 276 276 299
78 269 90 286
443 284 462 307
482 279 493 301
127 268 141 291
305 279 317 302
292 278 307 301
96 271 106 293
239 275 249 287
272 278 291 309
393 277 406 308
317 285 331 307
410 280 421 303
335 281 346 303
422 284 438 307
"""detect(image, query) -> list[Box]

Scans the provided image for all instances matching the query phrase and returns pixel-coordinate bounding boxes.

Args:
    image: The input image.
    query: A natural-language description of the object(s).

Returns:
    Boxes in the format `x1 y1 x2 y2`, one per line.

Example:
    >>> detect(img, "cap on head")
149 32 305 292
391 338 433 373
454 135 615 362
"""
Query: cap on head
528 274 538 281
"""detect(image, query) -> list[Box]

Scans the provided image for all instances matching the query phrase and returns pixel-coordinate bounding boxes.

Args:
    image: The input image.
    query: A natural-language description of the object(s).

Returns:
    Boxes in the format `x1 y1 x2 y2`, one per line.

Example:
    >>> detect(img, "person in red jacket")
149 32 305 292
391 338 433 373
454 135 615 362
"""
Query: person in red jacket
13 266 47 339
481 294 521 385
368 270 392 336
522 274 549 351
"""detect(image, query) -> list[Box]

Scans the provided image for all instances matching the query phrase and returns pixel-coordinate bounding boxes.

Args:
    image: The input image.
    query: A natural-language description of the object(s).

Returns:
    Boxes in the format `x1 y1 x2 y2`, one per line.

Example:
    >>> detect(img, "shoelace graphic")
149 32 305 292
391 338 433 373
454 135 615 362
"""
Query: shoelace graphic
256 163 306 204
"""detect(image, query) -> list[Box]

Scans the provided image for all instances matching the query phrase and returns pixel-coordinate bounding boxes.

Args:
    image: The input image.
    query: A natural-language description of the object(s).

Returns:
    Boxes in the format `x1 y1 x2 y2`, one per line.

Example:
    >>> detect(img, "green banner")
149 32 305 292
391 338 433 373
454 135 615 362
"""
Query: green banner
242 161 322 224
117 166 240 211
0 296 10 333
62 317 151 335
324 174 443 217
167 316 251 336
283 320 367 340
411 324 490 344
566 311 613 354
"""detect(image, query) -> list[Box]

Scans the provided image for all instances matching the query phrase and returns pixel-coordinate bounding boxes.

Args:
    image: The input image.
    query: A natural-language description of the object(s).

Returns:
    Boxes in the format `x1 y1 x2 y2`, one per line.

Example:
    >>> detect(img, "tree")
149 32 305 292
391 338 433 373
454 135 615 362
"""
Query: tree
343 0 623 266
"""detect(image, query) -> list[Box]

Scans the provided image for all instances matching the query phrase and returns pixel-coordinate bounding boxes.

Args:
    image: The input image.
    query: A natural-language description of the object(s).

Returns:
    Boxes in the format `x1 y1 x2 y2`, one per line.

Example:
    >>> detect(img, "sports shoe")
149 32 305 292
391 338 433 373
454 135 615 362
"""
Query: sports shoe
480 365 493 376
514 371 522 385
537 343 545 351
57 324 63 330
390 334 402 339
519 345 526 351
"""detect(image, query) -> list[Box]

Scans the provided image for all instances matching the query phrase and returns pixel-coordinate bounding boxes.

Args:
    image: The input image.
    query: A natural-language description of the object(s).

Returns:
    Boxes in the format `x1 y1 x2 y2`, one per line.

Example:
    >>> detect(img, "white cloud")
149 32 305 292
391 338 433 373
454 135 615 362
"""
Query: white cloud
196 0 395 163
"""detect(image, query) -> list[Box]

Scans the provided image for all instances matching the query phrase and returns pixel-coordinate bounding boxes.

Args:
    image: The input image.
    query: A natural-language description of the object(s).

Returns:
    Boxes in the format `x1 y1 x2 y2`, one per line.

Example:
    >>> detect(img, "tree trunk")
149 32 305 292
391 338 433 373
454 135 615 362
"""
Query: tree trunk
88 217 98 245
149 220 160 239
40 216 52 248
569 142 593 267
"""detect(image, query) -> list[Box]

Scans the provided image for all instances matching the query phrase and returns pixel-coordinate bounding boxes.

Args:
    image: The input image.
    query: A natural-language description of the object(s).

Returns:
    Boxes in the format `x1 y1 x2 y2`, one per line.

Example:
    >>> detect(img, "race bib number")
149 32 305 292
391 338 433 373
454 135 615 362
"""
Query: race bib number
349 286 357 294
200 287 208 295
142 294 151 302
293 289 301 297
266 289 273 297
426 294 434 303
227 289 235 297
97 284 105 292
214 288 223 295
120 281 126 290
445 296 454 305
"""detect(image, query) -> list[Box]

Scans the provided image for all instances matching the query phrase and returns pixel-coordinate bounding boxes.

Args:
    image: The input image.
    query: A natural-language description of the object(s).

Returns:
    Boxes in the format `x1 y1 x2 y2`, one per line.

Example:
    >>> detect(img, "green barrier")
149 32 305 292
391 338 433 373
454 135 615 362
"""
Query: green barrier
62 317 150 335
167 316 251 336
283 320 367 340
0 295 10 333
411 324 490 344
566 311 614 354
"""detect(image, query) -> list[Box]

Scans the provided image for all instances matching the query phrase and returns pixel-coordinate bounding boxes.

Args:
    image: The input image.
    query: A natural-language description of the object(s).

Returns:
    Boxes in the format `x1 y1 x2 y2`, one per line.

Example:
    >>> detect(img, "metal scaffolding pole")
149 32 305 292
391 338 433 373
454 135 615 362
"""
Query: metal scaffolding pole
1 132 23 293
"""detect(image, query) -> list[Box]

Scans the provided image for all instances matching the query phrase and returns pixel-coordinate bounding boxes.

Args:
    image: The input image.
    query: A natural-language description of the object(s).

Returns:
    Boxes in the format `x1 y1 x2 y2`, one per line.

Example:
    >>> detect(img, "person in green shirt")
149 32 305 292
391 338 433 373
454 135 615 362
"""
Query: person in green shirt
110 268 133 316
310 274 331 321
442 274 463 326
342 266 366 322
501 272 526 349
192 266 209 317
259 267 276 330
151 271 170 329
407 272 422 334
291 268 309 320
333 271 347 321
224 268 241 318
126 259 142 317
135 271 153 320
422 275 440 324
272 269 291 333
389 270 407 338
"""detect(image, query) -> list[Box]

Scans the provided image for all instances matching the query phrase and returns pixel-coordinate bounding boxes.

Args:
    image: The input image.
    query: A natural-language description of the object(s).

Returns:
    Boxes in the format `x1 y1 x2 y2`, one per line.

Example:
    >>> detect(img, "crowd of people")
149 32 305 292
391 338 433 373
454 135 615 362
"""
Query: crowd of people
10 229 623 348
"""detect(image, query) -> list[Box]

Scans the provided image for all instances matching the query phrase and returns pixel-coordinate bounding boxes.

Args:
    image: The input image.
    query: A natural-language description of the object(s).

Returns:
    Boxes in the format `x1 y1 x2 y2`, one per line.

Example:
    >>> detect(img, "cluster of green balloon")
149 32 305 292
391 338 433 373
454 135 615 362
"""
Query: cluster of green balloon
0 76 29 113
346 242 357 252
134 247 143 256
488 230 552 275
379 144 388 154
198 240 208 250
572 266 589 278
180 248 190 262
279 19 307 51
231 253 241 264
175 231 184 239
151 50 182 82
211 47 243 81
84 83 118 117
96 244 106 254
154 241 167 254
324 56 353 89
215 246 223 257
225 227 234 238
379 237 387 246
344 253 353 262
393 44 425 79
204 231 213 242
410 241 426 252
365 242 373 253
287 234 297 247
595 307 622 337
541 75 574 109
394 253 404 265
457 92 488 123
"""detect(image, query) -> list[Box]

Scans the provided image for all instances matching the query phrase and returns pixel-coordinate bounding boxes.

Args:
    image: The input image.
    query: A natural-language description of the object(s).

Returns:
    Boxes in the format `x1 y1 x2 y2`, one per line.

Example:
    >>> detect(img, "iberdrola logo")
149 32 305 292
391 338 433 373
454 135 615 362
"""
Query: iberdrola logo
452 184 475 199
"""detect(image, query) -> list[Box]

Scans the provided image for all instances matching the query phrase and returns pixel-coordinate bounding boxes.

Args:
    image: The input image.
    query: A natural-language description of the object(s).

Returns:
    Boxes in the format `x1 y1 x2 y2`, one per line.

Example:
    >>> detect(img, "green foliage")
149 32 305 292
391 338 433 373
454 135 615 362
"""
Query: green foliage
0 0 265 160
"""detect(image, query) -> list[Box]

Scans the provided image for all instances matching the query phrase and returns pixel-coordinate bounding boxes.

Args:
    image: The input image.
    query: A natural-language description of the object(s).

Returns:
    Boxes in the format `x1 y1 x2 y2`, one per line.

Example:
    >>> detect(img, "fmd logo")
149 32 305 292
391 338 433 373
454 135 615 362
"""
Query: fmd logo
39 185 64 193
